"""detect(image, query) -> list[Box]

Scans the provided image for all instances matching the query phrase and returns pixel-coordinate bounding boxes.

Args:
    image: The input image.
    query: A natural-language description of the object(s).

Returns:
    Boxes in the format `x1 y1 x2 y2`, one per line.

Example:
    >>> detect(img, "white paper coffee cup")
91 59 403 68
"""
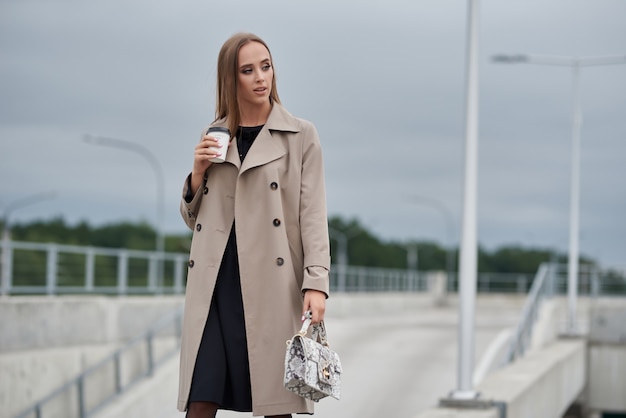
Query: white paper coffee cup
206 127 230 163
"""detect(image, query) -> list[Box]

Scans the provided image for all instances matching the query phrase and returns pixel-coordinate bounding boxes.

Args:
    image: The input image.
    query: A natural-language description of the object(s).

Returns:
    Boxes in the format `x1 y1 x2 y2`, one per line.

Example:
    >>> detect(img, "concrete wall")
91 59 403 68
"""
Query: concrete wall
0 296 184 352
588 344 626 412
1 338 178 418
0 296 183 418
478 338 587 418
414 407 499 418
587 298 626 413
415 338 587 418
1 342 119 418
0 293 545 418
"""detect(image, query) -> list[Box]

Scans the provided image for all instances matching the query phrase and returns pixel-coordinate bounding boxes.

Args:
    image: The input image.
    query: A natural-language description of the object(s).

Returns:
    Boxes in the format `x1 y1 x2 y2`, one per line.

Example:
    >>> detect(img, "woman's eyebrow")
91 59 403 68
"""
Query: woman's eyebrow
239 58 271 68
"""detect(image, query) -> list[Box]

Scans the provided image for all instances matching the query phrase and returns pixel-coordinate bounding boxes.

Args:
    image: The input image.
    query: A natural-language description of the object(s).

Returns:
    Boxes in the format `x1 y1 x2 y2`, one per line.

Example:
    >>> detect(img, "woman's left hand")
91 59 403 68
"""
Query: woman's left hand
303 289 326 324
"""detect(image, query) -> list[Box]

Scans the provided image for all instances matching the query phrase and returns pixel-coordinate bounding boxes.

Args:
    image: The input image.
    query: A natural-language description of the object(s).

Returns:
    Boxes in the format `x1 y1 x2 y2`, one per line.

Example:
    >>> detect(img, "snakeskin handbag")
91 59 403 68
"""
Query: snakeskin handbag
284 311 342 401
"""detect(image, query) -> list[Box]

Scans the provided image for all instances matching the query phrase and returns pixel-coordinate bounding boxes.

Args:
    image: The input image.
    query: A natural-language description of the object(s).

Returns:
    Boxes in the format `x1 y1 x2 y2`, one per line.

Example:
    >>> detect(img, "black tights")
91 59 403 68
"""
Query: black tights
186 401 291 418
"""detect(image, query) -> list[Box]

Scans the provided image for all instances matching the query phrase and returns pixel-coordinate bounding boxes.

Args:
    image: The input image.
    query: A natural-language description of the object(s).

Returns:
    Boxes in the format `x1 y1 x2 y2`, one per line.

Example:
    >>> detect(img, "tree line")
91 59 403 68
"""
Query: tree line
2 215 606 276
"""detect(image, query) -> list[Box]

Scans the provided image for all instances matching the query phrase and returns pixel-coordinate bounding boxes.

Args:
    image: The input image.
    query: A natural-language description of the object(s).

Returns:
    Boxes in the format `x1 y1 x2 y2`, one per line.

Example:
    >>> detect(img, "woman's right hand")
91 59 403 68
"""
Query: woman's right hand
190 133 224 194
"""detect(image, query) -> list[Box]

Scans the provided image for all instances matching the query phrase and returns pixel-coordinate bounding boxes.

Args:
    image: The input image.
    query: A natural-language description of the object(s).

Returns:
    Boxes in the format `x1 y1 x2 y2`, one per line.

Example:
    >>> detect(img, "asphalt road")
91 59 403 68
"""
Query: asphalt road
164 300 522 418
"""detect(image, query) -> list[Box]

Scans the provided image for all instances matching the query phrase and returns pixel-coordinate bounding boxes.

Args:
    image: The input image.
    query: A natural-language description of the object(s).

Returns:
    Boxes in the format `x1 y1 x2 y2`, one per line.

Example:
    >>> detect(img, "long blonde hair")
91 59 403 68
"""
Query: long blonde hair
215 32 281 137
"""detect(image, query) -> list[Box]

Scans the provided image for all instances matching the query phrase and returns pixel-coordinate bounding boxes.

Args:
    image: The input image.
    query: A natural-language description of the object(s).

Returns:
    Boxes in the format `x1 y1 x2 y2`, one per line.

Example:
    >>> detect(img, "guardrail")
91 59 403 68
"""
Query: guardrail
1 240 188 296
503 261 608 364
12 306 184 418
505 262 553 362
1 240 623 296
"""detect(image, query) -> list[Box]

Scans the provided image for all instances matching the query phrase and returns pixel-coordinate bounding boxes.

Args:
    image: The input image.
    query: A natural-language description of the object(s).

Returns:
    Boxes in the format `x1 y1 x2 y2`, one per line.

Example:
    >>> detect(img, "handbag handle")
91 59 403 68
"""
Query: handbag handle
298 310 329 347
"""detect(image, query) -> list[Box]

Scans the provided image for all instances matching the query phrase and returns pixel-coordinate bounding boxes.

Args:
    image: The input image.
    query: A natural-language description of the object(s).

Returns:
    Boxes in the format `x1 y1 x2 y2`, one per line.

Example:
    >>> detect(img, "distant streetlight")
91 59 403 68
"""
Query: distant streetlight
328 226 362 292
1 191 57 296
492 53 626 334
406 195 457 282
83 134 166 285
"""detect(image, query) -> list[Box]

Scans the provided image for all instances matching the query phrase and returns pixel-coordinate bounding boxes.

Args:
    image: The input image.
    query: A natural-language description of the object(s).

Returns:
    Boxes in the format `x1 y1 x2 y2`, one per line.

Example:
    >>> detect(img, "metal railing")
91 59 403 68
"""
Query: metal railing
13 306 184 418
505 262 553 363
330 265 428 292
1 240 189 296
2 240 623 296
503 262 611 364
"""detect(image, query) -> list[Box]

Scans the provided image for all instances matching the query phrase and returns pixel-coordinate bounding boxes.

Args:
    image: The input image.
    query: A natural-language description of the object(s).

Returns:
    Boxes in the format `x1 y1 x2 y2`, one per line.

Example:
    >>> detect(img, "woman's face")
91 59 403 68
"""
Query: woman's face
236 41 274 110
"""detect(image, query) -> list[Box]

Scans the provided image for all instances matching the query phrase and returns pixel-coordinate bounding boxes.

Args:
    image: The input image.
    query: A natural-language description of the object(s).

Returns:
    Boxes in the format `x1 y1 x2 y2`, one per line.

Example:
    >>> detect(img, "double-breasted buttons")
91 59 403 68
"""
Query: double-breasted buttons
203 187 209 195
270 182 278 190
196 224 202 231
188 259 195 268
273 218 281 227
276 257 284 266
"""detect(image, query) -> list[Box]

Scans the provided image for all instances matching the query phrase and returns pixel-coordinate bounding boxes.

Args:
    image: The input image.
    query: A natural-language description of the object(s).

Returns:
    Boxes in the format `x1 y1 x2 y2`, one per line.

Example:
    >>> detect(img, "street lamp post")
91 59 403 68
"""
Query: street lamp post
492 53 626 334
450 0 481 400
1 191 57 296
432 0 482 404
406 195 456 284
83 135 166 287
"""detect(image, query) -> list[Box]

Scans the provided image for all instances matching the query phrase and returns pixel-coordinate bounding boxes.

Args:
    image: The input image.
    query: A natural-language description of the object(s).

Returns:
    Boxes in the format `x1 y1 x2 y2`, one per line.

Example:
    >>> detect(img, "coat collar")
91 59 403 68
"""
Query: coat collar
220 103 300 173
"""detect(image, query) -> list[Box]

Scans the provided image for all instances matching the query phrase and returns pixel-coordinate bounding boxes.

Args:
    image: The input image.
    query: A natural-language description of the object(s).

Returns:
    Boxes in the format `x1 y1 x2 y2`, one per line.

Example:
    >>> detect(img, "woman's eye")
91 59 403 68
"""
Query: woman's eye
262 64 271 71
242 68 252 74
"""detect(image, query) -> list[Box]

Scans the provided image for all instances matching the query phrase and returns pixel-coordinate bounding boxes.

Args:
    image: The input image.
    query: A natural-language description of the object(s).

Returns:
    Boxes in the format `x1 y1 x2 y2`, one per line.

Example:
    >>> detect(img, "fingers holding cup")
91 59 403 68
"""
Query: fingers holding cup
205 127 230 163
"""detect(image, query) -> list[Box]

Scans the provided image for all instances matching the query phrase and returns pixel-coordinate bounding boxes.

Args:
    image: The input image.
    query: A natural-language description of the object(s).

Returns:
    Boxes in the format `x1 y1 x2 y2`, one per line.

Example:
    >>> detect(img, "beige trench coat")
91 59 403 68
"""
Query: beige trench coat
177 103 331 416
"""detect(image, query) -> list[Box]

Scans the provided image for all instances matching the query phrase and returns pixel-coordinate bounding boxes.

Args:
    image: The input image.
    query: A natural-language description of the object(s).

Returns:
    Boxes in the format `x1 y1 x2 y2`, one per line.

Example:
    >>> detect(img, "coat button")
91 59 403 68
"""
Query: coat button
187 210 194 218
270 181 278 190
203 187 209 195
188 259 195 268
196 224 202 231
273 218 281 227
276 257 284 266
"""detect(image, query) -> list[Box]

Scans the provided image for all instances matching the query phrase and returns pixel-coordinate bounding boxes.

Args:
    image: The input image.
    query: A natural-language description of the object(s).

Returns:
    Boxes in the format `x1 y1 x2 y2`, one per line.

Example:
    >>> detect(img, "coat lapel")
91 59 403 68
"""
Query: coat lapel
239 128 285 174
225 137 241 169
239 103 300 175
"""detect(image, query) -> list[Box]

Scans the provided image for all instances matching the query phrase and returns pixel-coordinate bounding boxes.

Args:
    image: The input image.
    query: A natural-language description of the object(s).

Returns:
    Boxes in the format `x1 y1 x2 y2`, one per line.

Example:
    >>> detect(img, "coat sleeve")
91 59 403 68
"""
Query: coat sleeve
299 122 331 297
179 173 203 230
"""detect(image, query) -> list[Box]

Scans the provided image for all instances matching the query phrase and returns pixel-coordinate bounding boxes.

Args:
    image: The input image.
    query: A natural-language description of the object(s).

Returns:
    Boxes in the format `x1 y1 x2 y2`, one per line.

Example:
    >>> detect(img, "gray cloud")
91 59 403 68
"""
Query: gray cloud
1 0 625 268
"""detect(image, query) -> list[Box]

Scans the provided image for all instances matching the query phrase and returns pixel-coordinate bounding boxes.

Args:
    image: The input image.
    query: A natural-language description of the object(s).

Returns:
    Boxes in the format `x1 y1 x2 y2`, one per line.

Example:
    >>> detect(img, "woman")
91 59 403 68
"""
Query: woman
177 32 331 418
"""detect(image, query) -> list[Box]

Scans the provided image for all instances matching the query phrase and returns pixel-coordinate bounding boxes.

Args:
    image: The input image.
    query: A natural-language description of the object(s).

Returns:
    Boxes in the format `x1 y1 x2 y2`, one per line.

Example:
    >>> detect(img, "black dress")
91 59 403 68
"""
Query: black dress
187 125 263 412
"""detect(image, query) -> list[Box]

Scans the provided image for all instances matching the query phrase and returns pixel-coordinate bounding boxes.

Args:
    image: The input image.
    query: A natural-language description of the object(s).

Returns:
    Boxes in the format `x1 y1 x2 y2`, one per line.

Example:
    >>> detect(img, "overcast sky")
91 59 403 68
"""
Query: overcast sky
1 0 625 270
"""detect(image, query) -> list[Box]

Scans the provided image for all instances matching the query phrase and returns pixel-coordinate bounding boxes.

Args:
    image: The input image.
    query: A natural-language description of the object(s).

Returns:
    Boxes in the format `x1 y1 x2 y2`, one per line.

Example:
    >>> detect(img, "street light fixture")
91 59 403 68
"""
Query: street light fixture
492 53 626 334
83 134 166 285
406 195 457 283
1 191 57 296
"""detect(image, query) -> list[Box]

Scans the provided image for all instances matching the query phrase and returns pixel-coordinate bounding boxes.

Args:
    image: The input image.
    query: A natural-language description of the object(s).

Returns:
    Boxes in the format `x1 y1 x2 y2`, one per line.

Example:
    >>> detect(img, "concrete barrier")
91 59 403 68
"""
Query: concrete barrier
415 408 500 418
587 298 626 413
415 338 587 418
0 296 184 352
0 293 530 418
477 338 586 418
1 342 119 418
0 296 183 418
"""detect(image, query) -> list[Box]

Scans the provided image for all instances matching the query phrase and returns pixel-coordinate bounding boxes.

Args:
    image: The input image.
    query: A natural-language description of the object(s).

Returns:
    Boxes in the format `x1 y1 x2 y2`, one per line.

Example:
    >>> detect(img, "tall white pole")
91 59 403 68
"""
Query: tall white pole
491 54 626 335
455 0 479 398
567 63 582 333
